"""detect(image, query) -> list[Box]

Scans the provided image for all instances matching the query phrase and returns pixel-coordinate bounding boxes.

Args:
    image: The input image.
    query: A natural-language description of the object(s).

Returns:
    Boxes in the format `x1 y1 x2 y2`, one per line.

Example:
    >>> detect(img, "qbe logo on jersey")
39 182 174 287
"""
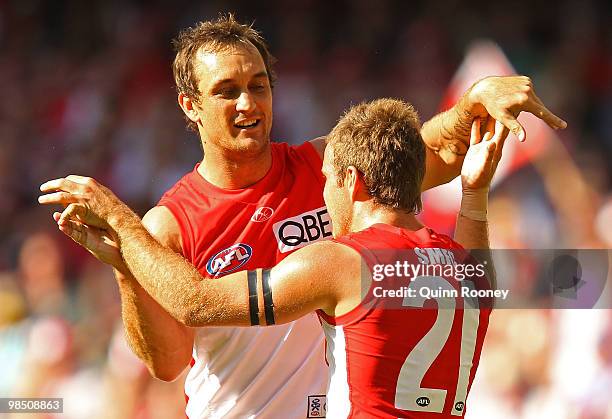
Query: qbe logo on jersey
206 243 253 277
273 207 332 253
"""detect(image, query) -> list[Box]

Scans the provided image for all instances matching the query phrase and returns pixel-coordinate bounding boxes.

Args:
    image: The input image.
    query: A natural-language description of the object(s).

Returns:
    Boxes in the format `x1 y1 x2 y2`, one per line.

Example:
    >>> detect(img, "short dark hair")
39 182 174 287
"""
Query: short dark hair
327 98 425 213
172 13 277 130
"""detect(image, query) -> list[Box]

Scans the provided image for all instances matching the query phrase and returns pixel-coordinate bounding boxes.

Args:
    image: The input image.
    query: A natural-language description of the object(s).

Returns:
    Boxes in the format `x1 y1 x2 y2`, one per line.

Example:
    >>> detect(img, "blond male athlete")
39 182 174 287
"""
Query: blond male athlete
38 15 565 419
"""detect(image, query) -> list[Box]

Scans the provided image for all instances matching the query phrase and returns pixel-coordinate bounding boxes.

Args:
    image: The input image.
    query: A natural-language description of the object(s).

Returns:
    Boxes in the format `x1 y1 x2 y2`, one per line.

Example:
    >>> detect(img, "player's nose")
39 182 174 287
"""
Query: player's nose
236 92 256 113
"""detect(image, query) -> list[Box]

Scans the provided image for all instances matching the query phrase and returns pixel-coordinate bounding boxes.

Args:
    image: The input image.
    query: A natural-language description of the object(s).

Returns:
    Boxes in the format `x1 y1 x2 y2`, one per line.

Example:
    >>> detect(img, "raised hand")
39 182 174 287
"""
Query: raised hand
461 117 506 191
421 75 566 173
39 175 138 271
39 175 132 229
466 75 567 142
53 210 126 270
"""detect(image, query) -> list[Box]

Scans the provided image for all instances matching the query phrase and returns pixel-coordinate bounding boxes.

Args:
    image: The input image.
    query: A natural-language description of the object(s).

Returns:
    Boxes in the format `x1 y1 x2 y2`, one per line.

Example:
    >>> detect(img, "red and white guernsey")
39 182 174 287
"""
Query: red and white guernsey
318 224 492 418
158 142 330 418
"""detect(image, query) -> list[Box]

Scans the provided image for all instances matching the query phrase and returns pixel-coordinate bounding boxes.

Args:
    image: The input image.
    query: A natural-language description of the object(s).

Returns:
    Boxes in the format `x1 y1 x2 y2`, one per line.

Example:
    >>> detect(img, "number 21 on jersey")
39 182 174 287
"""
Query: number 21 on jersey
395 276 481 416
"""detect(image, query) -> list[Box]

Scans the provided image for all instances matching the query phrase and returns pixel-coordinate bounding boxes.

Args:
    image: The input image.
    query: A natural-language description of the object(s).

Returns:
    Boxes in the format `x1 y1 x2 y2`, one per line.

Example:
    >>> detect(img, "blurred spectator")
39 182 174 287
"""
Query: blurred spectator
18 232 69 318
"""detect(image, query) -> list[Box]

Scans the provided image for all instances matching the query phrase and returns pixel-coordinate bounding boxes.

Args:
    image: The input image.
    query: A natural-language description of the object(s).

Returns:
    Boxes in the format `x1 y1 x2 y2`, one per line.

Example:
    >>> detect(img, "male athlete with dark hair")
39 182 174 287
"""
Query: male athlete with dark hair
41 98 501 417
39 14 565 418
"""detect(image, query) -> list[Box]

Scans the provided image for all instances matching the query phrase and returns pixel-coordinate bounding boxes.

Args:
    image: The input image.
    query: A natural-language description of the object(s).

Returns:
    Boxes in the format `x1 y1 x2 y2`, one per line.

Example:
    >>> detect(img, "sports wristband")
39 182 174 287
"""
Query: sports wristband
459 187 489 222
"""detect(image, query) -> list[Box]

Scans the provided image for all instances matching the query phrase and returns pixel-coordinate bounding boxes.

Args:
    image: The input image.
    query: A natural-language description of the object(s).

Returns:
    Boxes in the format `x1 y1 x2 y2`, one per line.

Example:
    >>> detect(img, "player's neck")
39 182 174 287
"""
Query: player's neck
197 143 272 189
350 203 423 233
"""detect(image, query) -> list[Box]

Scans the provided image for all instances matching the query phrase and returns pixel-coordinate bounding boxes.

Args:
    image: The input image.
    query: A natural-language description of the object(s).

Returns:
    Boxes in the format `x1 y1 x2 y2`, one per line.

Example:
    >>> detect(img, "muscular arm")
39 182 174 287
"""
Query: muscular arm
39 174 362 327
114 207 194 381
312 76 565 192
39 177 194 380
419 99 473 190
108 212 358 327
44 198 195 381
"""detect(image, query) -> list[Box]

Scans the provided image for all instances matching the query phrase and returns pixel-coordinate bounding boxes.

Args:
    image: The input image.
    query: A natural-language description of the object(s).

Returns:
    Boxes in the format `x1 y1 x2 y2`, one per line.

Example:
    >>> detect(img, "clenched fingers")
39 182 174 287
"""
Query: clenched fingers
57 218 88 247
498 111 526 142
59 203 107 229
58 203 82 223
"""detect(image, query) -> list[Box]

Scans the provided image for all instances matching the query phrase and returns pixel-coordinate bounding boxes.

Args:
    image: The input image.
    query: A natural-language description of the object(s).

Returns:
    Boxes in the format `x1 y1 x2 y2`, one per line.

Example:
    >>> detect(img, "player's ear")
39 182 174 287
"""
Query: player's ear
345 166 368 202
178 93 201 124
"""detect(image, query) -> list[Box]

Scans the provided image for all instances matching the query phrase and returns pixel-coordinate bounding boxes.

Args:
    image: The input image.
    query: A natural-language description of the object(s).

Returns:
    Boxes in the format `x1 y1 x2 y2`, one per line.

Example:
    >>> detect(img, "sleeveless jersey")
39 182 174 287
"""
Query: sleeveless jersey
318 223 492 418
158 142 330 419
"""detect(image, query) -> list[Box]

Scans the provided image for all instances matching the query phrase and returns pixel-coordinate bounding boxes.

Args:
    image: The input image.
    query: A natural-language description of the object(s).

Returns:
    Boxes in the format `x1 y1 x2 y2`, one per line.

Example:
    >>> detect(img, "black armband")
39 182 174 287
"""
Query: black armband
247 270 259 325
261 269 275 325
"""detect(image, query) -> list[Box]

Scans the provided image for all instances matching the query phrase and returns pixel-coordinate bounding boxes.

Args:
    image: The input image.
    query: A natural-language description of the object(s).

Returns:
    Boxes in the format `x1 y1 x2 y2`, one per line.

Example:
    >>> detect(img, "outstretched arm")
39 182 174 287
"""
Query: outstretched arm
38 177 359 327
108 209 356 326
105 229 357 327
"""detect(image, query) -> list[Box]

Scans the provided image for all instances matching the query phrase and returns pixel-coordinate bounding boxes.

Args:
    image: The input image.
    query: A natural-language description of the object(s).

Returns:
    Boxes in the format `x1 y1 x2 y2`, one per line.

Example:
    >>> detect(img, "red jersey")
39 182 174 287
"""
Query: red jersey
159 141 330 276
318 223 491 418
158 142 330 418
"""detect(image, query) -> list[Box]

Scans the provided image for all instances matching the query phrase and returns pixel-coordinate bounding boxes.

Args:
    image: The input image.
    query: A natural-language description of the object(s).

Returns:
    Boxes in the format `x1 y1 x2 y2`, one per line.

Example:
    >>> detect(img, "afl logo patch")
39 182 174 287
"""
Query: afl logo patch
251 206 274 222
416 397 430 407
206 244 253 276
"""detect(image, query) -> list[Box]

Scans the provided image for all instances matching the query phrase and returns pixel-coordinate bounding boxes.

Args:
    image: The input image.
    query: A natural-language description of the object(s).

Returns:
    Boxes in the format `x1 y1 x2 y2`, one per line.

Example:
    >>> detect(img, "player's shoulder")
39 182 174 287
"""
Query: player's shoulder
290 240 361 274
142 206 182 253
158 167 198 201
311 239 360 257
273 138 324 161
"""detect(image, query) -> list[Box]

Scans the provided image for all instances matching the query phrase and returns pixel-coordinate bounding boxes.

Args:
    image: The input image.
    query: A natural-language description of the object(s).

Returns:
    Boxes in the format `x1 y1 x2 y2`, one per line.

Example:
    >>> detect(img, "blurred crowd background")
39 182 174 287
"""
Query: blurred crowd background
0 0 611 418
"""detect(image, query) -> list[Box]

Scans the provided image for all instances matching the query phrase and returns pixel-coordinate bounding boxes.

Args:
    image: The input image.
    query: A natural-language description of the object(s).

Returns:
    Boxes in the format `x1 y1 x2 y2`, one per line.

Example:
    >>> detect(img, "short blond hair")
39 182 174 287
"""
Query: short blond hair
327 98 425 213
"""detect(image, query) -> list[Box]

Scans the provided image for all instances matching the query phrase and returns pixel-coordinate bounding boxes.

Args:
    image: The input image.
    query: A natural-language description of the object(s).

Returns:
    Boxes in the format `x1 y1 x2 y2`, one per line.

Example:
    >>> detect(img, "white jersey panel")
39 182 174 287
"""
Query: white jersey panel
321 321 351 418
185 312 327 418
